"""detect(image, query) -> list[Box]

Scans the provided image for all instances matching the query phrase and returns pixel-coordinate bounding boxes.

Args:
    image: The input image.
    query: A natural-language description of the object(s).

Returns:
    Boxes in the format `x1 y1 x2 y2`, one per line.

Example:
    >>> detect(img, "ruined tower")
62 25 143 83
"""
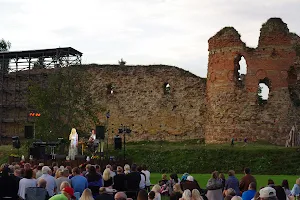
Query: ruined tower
205 18 300 144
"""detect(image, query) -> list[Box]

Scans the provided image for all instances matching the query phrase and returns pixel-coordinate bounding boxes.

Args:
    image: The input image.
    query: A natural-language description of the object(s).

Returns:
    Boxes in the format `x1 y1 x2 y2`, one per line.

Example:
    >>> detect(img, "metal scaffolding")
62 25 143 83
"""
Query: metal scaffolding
0 47 82 140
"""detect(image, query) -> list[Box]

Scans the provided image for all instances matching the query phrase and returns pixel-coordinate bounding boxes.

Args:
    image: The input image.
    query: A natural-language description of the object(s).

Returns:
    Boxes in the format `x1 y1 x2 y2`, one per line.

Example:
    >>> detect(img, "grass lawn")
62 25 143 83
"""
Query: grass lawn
150 173 299 189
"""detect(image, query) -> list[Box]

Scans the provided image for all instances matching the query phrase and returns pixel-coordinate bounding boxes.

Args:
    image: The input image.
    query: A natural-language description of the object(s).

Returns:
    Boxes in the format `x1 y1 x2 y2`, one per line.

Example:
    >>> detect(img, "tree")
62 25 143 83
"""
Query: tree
0 39 11 73
118 58 126 66
257 85 264 105
28 66 105 140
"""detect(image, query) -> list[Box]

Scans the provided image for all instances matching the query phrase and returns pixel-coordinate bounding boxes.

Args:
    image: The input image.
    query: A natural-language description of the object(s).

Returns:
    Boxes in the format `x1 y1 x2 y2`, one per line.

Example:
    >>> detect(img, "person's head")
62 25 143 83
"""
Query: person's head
117 166 123 174
86 164 91 171
14 169 21 177
296 178 300 186
103 168 111 181
24 163 31 170
37 165 43 171
95 165 101 173
225 188 236 196
173 183 183 193
170 173 179 183
89 165 96 174
131 163 137 172
42 166 51 175
268 179 275 186
212 171 219 179
137 166 142 172
55 169 62 179
91 129 95 134
259 187 277 200
228 170 235 177
115 192 127 200
182 189 192 200
219 173 225 180
249 182 257 191
191 189 201 200
51 162 57 168
62 169 69 177
186 176 194 182
273 185 286 200
137 189 148 200
72 167 80 175
60 181 71 191
62 186 75 200
282 180 289 190
106 164 112 171
244 168 251 175
224 195 232 200
124 164 130 173
152 184 161 193
99 187 108 194
81 188 94 200
71 128 77 135
38 178 47 188
162 174 167 180
24 169 33 179
231 196 242 200
148 191 155 200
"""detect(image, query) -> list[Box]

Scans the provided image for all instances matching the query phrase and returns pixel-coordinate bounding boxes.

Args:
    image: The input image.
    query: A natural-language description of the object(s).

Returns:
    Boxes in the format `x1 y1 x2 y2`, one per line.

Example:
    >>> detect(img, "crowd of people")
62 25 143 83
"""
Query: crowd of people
0 162 300 200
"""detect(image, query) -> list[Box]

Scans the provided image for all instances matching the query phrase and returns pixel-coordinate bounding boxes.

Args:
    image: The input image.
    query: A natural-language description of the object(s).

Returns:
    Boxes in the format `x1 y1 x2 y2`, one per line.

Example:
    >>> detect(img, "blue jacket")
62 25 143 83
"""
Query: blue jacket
225 176 240 195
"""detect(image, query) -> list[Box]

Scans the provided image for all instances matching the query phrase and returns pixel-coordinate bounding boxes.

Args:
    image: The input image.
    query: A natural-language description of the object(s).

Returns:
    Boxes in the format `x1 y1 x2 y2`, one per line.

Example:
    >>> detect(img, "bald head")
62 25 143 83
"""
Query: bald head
38 178 47 188
115 192 127 200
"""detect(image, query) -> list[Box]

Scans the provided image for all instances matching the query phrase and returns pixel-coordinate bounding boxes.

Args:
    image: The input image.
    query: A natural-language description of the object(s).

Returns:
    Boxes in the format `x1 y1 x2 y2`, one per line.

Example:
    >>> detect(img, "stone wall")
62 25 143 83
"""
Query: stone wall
1 18 300 145
205 18 300 144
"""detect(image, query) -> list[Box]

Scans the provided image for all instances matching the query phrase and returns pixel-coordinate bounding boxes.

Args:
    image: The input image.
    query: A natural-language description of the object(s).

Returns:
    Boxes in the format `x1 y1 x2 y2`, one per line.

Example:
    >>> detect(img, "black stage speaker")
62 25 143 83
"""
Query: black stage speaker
25 125 34 139
96 126 105 140
29 146 45 159
114 136 122 150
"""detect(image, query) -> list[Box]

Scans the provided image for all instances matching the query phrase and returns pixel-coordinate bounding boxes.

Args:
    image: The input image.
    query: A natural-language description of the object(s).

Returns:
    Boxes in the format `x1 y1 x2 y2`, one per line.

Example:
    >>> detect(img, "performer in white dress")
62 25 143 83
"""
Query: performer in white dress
68 128 78 160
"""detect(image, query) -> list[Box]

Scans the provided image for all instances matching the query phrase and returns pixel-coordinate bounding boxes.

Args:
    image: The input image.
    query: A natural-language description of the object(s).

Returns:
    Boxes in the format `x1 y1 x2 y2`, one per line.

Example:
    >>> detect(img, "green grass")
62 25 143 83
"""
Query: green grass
150 173 298 189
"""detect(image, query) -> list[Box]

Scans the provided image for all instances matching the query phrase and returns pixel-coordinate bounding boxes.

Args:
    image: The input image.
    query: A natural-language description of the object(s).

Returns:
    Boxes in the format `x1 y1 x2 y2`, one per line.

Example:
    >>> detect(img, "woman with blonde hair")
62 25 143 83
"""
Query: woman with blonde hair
191 189 203 200
180 189 191 200
103 168 113 187
60 181 71 191
68 128 78 160
206 171 223 200
151 184 162 200
80 188 94 200
124 164 130 174
291 178 300 197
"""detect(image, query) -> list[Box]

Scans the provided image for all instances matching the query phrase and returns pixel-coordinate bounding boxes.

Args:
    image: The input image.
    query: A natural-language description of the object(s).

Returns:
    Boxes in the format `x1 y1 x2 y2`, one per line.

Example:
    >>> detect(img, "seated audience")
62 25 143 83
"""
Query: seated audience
38 166 57 197
25 178 50 200
49 186 76 200
113 166 126 191
191 189 203 200
71 167 88 196
282 179 291 196
206 171 223 200
56 169 71 194
103 168 113 187
18 169 37 200
225 170 240 196
114 192 127 200
80 188 94 200
291 178 300 197
137 189 148 200
149 191 156 200
95 187 114 200
241 182 256 200
259 187 277 200
86 166 103 197
124 164 130 175
151 184 162 200
180 189 191 200
0 165 19 199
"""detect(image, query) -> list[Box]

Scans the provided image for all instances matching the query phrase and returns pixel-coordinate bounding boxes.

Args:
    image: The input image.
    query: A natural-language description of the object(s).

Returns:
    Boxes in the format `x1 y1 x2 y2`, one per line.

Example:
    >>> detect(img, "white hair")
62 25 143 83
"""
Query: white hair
231 196 242 200
182 189 192 200
42 166 51 174
186 176 194 181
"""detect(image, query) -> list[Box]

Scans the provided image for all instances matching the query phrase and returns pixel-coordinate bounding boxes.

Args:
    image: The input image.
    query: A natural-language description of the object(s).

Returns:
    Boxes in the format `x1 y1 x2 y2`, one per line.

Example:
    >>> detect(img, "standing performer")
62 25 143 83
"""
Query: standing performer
69 128 78 160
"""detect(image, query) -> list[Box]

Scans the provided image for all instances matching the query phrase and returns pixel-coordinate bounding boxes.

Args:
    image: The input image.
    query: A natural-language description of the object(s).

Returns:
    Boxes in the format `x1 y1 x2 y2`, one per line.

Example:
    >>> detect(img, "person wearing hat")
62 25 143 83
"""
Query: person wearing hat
49 186 76 200
259 187 277 200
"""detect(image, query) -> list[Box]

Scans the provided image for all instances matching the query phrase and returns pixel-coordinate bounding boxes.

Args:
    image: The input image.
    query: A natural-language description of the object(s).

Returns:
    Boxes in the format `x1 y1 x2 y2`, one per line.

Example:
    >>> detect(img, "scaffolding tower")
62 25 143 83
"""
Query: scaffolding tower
0 47 82 140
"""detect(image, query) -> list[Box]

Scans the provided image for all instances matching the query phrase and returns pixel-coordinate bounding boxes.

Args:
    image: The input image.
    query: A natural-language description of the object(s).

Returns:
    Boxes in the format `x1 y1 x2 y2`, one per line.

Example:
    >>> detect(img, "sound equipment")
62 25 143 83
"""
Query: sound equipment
12 136 21 149
24 125 34 139
96 126 105 140
29 146 45 159
114 136 122 150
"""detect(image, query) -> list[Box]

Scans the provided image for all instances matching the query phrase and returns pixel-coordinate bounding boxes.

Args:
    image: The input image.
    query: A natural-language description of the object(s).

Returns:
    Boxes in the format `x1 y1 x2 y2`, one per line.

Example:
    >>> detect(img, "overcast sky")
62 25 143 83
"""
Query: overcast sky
1 0 299 78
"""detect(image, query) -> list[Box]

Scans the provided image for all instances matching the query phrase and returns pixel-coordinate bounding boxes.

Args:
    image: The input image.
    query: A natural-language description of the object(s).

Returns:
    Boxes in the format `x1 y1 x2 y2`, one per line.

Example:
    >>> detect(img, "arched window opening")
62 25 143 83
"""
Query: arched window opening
164 82 171 94
257 78 270 106
234 55 247 87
